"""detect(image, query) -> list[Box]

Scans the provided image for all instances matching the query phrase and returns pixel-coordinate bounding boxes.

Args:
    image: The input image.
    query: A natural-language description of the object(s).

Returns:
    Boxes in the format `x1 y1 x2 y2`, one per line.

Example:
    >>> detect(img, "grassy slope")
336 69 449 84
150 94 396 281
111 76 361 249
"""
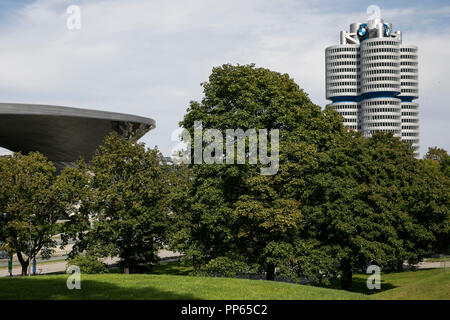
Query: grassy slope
0 274 367 300
311 267 449 300
369 269 450 300
0 261 447 300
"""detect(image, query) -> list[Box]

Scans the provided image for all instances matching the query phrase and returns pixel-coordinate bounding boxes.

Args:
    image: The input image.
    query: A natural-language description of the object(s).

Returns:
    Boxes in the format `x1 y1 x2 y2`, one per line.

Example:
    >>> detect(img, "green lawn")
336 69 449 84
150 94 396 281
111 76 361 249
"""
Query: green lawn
0 273 367 300
0 261 448 300
369 268 450 300
308 267 449 300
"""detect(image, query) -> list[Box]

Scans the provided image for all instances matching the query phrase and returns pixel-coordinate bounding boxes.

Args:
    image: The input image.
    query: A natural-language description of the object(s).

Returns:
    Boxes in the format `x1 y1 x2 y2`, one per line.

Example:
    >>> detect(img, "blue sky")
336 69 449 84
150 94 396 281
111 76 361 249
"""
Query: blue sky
0 0 32 14
0 0 449 157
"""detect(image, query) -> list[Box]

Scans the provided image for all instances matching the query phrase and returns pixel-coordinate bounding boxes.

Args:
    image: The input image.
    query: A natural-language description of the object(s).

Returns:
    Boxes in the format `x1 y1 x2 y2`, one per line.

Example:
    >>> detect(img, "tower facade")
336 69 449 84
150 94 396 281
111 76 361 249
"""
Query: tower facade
325 18 419 157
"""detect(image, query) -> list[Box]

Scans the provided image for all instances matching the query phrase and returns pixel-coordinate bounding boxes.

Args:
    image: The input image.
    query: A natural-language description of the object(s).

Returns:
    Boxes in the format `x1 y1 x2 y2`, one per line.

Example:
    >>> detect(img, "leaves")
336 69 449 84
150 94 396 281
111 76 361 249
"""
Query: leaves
171 63 449 288
61 133 172 271
0 152 59 272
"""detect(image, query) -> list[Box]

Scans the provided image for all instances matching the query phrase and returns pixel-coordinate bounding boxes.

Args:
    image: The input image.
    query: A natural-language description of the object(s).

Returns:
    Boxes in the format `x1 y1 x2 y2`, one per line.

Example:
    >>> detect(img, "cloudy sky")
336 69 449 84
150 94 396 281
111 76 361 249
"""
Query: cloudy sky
0 0 448 157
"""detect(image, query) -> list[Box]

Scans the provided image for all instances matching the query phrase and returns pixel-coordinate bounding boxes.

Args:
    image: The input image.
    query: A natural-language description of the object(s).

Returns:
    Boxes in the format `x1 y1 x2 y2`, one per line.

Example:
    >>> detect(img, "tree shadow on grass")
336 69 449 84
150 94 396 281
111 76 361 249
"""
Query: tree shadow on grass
307 275 397 295
0 276 201 300
345 276 396 295
149 261 193 276
107 261 193 276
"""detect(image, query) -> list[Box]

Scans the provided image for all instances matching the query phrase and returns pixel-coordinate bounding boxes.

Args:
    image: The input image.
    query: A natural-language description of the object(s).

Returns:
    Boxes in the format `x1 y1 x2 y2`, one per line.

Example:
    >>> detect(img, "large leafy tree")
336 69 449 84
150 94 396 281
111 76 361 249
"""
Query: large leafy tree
63 134 172 274
172 63 449 289
294 132 449 289
173 63 345 278
0 152 62 275
413 152 450 255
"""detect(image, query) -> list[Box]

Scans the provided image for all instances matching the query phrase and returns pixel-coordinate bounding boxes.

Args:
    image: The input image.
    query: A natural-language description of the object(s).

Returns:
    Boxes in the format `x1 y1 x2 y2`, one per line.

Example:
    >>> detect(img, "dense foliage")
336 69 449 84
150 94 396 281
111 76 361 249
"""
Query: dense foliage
173 63 340 278
60 134 172 274
67 254 109 274
0 152 63 275
170 64 450 289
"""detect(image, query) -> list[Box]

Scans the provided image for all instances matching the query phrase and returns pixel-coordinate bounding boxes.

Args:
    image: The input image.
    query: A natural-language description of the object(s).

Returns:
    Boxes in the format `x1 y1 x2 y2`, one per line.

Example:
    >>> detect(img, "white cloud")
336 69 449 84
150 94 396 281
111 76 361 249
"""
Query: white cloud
0 0 448 157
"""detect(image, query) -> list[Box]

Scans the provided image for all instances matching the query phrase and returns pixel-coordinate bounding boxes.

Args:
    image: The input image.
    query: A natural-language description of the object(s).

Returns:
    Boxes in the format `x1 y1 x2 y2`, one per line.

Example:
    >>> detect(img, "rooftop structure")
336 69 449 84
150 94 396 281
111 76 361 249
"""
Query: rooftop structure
0 103 155 170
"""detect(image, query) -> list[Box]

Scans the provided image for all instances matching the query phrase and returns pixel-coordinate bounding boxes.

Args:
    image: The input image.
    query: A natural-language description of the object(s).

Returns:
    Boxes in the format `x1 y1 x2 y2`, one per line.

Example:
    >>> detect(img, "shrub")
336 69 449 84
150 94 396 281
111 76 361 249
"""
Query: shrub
67 255 108 274
199 256 252 277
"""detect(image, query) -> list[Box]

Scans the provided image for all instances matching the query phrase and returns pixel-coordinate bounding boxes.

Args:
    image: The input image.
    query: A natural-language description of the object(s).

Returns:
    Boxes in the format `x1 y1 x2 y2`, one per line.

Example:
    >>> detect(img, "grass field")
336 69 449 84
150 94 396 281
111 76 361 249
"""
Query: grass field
0 261 448 300
0 274 367 300
308 266 450 300
368 268 450 300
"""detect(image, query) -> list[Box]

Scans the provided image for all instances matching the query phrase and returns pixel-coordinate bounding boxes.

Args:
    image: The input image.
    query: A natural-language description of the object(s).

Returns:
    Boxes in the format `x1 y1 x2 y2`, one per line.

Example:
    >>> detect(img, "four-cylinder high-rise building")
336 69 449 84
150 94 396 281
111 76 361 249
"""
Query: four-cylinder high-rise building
325 17 419 157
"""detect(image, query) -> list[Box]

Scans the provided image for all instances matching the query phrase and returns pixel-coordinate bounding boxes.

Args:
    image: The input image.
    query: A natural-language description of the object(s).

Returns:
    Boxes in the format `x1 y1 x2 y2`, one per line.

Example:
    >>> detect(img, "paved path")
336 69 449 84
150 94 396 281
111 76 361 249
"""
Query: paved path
0 242 74 268
412 261 449 269
1 253 445 277
1 260 69 277
0 250 182 277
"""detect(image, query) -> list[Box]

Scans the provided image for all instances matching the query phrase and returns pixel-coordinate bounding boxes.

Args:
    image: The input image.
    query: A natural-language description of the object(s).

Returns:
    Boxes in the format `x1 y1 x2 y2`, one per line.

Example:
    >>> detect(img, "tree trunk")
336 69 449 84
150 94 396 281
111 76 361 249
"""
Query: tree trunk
340 259 353 290
266 265 275 281
21 263 29 276
123 256 130 274
396 260 404 272
8 256 13 277
192 255 197 272
17 252 29 276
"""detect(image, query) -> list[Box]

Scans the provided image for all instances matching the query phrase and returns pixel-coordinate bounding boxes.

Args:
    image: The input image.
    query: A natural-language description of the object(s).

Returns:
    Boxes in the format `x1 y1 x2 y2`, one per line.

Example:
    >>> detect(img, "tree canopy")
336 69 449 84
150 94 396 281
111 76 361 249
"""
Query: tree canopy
0 152 62 275
171 63 450 289
61 133 172 274
172 63 346 278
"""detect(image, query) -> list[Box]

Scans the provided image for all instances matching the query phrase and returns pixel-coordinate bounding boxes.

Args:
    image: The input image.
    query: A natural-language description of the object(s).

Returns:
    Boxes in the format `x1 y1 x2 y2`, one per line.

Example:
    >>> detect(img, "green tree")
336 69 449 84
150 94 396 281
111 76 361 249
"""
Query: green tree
172 63 449 289
424 147 450 178
54 160 96 257
63 134 172 274
424 147 448 162
412 155 450 255
0 152 61 275
173 64 344 278
295 132 449 289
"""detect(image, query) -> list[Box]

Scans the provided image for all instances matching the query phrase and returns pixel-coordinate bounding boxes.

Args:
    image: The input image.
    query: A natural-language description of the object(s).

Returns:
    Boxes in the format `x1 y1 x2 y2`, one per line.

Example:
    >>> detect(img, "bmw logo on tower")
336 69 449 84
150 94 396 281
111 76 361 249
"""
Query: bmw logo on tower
357 24 368 39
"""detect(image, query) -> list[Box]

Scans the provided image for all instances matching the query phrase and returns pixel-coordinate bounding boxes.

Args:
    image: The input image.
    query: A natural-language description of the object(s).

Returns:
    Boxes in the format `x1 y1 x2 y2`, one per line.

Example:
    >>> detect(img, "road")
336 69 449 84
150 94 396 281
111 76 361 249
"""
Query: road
0 250 182 277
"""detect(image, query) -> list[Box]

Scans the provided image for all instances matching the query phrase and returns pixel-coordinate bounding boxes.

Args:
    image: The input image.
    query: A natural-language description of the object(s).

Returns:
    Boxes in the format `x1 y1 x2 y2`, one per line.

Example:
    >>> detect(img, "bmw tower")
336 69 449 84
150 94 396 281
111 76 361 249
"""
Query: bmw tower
325 17 419 157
